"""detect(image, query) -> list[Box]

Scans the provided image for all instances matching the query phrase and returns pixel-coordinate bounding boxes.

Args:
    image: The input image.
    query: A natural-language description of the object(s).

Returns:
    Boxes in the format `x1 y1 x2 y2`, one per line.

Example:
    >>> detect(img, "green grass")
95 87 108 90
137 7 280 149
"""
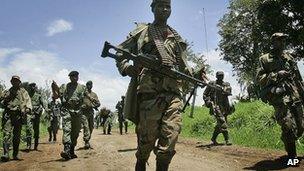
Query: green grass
181 100 304 153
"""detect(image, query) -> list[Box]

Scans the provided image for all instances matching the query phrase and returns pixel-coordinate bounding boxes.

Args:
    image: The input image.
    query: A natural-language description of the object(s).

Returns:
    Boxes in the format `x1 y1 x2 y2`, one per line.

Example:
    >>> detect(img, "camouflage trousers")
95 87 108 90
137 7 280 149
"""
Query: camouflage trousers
61 109 81 147
25 113 41 141
47 116 59 139
135 93 182 164
101 116 113 134
81 108 94 142
2 111 23 156
274 102 304 144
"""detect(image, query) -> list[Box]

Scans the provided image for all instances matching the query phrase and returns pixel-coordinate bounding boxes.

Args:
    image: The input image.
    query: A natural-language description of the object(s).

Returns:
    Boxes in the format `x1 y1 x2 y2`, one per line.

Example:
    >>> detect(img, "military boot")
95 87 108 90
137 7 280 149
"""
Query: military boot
156 160 169 171
223 131 232 146
60 144 71 160
84 141 90 150
48 131 52 142
25 137 32 152
12 148 20 160
53 133 57 142
34 138 39 150
285 141 297 158
107 125 112 135
1 143 10 162
135 159 146 171
211 130 219 145
70 145 78 159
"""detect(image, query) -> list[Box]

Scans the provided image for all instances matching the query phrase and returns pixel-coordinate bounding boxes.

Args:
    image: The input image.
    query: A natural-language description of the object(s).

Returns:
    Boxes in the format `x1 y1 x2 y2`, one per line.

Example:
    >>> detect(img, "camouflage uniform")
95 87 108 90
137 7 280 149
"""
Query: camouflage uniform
116 1 190 168
257 33 304 158
47 98 61 142
81 81 100 149
99 108 113 134
0 76 32 161
59 71 86 159
203 71 233 145
116 96 128 135
25 83 45 151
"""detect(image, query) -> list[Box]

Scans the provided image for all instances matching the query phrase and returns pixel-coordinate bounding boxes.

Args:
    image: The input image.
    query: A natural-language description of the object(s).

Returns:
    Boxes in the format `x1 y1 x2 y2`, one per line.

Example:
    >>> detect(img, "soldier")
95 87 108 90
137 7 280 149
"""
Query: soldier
25 82 45 151
81 81 100 149
59 71 86 160
47 96 61 142
116 96 128 135
0 76 32 161
256 33 304 158
203 71 233 146
99 107 113 135
115 0 191 170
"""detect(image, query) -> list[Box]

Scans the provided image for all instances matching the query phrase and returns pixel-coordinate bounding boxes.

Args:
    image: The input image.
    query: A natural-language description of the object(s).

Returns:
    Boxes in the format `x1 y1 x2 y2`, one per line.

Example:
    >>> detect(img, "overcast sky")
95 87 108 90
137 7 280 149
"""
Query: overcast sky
0 0 248 110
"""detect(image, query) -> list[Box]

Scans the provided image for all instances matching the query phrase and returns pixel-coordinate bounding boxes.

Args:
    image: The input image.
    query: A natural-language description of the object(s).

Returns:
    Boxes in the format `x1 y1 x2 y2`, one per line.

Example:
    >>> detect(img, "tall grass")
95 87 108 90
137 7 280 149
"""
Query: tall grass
181 100 304 153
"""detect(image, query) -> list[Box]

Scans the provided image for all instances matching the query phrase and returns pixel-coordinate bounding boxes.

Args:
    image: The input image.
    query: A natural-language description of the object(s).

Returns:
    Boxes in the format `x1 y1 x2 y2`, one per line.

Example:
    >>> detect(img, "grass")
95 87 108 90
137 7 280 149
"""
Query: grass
181 100 304 153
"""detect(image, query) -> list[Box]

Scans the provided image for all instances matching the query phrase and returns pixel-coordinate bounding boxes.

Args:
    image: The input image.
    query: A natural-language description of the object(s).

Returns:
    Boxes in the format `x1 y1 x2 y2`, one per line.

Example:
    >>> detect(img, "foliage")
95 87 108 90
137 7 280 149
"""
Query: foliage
181 100 304 152
218 0 304 84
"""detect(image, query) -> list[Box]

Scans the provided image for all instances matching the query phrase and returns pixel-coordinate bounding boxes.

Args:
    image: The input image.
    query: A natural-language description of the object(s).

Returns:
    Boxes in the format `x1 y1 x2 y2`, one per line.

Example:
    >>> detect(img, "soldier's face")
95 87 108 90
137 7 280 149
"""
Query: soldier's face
86 83 92 90
11 79 21 87
152 2 171 21
273 38 285 51
216 75 224 81
69 75 78 83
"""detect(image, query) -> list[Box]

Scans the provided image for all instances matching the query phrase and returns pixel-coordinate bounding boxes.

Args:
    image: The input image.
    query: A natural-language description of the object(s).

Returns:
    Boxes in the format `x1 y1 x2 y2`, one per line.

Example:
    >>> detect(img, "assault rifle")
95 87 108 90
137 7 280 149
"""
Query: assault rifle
101 41 226 110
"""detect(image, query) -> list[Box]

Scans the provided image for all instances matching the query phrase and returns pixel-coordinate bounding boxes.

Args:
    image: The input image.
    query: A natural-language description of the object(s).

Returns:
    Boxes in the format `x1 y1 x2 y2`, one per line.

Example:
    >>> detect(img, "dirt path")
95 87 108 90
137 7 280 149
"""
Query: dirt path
0 128 303 171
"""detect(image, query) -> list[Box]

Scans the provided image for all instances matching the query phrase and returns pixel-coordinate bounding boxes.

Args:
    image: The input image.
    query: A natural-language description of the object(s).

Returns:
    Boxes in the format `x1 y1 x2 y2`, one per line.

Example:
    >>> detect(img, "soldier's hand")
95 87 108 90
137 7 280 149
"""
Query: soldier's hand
125 65 137 77
278 70 290 78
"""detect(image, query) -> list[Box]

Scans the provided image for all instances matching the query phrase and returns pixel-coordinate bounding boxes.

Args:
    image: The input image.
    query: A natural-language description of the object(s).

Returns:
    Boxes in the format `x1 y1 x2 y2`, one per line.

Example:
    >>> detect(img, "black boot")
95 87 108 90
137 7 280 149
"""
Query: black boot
60 144 71 160
125 122 128 134
107 125 112 135
223 131 232 146
26 137 31 152
70 145 78 159
1 143 10 162
34 138 39 150
285 141 297 158
48 128 52 142
211 130 219 145
156 160 169 171
135 159 146 171
84 141 90 150
53 133 57 142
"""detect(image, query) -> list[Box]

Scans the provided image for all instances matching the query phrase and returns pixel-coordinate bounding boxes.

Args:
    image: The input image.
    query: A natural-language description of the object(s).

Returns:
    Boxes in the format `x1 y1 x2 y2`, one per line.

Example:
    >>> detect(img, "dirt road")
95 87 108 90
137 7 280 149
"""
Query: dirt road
0 129 303 171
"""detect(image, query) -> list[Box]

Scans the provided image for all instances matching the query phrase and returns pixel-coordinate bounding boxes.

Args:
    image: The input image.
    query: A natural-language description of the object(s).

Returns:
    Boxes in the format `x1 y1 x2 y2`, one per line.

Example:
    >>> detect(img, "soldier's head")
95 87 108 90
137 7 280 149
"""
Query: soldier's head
216 71 224 81
10 75 21 88
121 95 125 100
68 71 79 83
151 0 171 22
86 81 93 90
29 82 37 91
271 32 287 52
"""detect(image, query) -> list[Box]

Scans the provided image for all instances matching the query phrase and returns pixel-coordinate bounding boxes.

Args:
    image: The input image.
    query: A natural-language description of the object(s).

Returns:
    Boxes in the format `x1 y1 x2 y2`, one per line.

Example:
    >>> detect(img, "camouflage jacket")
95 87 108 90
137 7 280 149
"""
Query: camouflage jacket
203 81 232 115
59 82 86 112
115 100 125 120
47 100 61 120
82 89 100 110
1 87 32 113
256 52 301 105
116 23 190 123
29 91 44 115
99 108 111 118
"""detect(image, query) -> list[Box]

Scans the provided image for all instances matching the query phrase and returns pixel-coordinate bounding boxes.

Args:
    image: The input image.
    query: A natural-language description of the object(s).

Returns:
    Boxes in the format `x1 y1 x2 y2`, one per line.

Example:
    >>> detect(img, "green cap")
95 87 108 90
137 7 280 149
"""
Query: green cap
29 82 36 87
271 33 288 40
151 0 171 7
86 81 93 85
216 71 224 76
68 71 79 77
11 75 21 82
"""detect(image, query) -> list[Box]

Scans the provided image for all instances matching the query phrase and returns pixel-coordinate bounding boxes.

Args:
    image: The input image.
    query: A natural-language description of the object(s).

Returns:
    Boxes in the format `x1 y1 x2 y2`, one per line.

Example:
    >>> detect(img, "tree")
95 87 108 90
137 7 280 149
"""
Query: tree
218 0 304 83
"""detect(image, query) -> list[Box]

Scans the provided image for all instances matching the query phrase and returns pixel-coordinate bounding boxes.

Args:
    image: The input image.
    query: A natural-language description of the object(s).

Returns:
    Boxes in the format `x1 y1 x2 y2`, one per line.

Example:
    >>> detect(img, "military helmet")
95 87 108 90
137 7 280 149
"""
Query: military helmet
270 33 288 41
68 71 79 77
86 80 93 85
29 82 36 87
11 75 21 82
216 71 224 76
151 0 171 7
